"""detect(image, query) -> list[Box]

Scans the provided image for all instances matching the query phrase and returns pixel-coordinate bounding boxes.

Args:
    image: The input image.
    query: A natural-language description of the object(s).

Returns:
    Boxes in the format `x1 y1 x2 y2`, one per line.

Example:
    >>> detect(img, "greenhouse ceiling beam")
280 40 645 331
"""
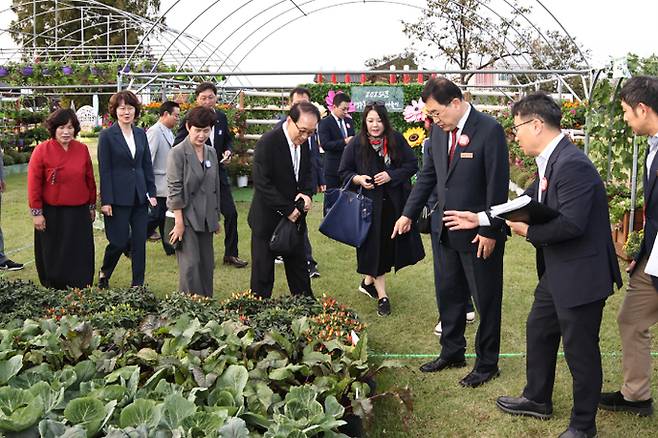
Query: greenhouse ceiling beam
213 0 538 91
124 69 591 77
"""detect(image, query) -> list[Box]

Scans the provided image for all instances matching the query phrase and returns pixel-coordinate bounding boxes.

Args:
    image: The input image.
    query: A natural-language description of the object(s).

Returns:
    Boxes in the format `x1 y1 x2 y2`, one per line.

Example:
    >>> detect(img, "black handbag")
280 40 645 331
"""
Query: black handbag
319 180 373 248
269 200 306 256
417 202 438 234
163 211 182 250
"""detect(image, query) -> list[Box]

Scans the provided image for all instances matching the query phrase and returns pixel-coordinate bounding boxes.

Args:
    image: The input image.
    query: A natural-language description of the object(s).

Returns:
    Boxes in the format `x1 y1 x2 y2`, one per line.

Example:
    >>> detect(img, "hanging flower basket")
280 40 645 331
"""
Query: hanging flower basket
62 66 73 75
0 67 8 77
21 66 33 76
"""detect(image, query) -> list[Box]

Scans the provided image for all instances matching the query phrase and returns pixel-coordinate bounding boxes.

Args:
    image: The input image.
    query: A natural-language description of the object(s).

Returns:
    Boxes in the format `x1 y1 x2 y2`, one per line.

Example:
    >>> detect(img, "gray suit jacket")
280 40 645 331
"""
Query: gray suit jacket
147 121 174 197
166 137 222 233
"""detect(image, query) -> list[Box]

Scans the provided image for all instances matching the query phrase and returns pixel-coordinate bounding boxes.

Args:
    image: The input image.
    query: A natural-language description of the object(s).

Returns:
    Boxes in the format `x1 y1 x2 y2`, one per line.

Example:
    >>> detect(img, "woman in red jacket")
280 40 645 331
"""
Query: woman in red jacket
27 109 97 289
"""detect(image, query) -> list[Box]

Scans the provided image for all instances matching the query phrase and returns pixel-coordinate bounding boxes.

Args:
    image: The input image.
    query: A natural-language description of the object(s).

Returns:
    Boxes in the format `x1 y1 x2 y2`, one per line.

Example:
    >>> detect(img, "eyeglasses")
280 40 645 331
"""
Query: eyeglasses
293 120 316 137
424 105 449 120
511 119 538 135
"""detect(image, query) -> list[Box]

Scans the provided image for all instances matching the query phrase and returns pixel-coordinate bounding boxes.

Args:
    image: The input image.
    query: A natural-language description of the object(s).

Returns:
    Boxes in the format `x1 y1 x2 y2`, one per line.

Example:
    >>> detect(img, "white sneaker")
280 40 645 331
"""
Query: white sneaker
466 311 476 323
274 256 284 264
433 321 442 336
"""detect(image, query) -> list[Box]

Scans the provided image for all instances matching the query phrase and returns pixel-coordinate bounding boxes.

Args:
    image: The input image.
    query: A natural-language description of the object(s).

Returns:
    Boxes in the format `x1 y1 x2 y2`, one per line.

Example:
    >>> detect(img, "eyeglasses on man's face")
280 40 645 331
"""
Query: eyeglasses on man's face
511 118 538 135
424 104 450 121
293 121 316 137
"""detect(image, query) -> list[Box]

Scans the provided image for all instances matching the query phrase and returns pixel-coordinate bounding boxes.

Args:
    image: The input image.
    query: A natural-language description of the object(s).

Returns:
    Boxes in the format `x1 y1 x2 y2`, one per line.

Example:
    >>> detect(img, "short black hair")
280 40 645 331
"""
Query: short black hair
159 101 180 116
333 93 351 108
289 101 321 123
46 108 80 138
186 106 216 128
620 76 658 114
511 92 562 130
195 82 217 97
289 87 311 100
421 77 463 105
109 90 141 119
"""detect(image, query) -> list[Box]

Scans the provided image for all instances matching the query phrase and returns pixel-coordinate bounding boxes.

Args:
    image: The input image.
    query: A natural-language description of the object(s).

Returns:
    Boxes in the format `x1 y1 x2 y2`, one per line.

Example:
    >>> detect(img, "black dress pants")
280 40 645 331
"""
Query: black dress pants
219 166 239 258
250 229 313 299
435 237 504 373
101 202 148 286
146 197 175 255
523 274 605 432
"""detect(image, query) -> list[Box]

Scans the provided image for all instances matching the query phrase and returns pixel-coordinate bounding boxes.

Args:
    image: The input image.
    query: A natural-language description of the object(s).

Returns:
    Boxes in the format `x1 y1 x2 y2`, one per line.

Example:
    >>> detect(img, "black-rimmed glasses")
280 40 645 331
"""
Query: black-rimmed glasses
511 118 538 135
293 120 316 137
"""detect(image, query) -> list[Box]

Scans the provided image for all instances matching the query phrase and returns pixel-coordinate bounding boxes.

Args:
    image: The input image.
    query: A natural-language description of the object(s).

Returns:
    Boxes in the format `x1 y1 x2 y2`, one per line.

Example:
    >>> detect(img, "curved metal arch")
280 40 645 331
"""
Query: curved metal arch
217 0 535 82
177 0 263 72
221 0 582 98
4 0 149 46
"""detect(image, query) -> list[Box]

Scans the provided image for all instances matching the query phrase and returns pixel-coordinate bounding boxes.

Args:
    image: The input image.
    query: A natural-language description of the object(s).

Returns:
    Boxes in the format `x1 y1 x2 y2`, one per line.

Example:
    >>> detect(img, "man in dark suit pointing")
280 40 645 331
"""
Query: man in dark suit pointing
392 77 509 388
446 93 621 438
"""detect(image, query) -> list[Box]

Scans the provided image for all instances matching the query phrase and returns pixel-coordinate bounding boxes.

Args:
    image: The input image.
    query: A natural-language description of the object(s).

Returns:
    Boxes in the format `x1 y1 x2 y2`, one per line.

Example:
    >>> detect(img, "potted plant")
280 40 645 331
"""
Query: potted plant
623 229 644 262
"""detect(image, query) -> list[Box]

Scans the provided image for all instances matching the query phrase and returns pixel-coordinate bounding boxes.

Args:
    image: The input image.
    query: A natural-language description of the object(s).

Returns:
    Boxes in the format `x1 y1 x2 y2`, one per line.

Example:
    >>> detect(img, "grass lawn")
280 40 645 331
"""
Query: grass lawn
2 140 658 436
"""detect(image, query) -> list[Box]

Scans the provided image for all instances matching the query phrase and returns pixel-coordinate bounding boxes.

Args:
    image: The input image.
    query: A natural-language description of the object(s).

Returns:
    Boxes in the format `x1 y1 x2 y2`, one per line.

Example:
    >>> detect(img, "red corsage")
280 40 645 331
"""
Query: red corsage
540 177 548 192
458 134 470 147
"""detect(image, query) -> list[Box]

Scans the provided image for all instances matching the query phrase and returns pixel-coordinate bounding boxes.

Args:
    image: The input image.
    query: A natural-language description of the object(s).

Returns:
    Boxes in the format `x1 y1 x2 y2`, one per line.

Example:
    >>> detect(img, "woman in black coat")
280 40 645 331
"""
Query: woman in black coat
339 103 424 316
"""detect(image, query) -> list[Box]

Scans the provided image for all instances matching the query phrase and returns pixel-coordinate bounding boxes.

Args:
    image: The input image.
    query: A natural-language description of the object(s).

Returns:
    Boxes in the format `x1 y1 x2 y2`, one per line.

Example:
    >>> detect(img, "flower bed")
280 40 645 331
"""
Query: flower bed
0 280 401 437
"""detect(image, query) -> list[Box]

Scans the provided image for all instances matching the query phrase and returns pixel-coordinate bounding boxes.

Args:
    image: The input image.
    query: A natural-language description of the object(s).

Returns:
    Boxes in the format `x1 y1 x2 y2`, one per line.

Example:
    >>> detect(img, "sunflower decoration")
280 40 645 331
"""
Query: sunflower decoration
403 127 426 148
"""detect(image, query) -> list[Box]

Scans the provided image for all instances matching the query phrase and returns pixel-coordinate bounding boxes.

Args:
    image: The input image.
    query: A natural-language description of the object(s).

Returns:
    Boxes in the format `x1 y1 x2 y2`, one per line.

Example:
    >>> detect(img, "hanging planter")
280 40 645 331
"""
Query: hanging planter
41 67 51 76
62 66 73 75
21 66 33 76
0 67 8 77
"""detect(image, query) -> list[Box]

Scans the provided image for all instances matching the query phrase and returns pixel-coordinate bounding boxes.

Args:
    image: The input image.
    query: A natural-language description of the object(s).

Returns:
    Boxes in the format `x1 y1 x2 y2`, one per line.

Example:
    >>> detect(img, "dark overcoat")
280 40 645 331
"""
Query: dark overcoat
339 131 424 275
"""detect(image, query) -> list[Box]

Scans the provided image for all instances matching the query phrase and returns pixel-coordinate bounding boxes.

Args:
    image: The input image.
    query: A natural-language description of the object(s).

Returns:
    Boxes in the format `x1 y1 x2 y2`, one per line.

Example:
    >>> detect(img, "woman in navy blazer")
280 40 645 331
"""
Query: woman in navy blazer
98 91 156 288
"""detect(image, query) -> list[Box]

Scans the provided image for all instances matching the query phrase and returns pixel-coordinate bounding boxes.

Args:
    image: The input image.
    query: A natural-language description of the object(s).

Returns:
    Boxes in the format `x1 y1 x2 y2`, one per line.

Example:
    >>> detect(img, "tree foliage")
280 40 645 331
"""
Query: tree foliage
9 0 162 60
398 0 588 83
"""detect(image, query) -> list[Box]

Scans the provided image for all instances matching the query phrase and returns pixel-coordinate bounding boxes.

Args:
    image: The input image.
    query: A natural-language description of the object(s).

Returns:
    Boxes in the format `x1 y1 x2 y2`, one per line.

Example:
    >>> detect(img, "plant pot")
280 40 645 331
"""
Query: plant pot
237 175 248 188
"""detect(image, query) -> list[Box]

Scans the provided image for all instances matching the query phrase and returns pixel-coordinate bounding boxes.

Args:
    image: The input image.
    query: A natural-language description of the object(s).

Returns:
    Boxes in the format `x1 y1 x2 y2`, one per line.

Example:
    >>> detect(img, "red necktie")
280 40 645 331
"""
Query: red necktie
448 128 458 163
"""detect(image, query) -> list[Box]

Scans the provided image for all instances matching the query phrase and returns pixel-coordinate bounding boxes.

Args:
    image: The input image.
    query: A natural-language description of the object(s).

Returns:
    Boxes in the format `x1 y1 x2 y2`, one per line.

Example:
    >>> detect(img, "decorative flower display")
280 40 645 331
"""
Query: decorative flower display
325 90 355 113
0 67 7 77
62 66 73 75
21 66 33 76
403 126 427 148
403 98 426 123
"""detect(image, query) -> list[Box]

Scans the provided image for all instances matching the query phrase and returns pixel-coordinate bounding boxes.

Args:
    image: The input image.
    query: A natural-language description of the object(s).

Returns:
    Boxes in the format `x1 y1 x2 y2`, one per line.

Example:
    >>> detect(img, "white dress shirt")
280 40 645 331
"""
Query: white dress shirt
283 121 300 181
535 133 564 202
646 133 658 181
122 130 136 158
447 103 472 154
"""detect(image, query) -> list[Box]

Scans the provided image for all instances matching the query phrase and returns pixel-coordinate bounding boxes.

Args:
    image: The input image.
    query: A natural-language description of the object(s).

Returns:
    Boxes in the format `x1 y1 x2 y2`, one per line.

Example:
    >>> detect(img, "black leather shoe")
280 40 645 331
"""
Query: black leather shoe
419 357 467 373
557 427 597 438
459 368 500 388
495 395 553 420
599 390 653 416
223 256 248 268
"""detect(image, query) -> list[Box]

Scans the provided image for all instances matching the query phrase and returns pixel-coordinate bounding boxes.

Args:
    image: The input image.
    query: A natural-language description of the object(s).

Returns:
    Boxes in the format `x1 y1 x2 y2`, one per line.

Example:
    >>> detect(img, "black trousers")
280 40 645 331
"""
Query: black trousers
303 229 317 268
101 202 148 286
219 167 239 257
250 229 313 299
435 237 504 373
146 197 175 255
523 274 605 432
430 229 475 316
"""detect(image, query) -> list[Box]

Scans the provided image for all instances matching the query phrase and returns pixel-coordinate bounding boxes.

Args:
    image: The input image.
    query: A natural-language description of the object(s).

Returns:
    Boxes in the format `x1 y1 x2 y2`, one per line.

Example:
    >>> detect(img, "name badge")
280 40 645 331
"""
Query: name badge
460 152 474 159
205 160 212 168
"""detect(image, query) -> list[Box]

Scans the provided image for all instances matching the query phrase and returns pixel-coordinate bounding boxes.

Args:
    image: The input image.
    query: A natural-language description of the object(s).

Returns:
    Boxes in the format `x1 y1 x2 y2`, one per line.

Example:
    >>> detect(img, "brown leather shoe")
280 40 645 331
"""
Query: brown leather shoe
223 256 248 268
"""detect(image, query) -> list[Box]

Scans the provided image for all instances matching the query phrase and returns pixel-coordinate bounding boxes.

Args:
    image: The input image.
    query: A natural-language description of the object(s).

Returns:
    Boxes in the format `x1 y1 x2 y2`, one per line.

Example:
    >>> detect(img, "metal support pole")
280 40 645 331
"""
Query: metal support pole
124 20 128 57
629 135 639 232
80 7 84 57
32 0 36 57
584 112 590 156
107 15 110 60
54 0 58 50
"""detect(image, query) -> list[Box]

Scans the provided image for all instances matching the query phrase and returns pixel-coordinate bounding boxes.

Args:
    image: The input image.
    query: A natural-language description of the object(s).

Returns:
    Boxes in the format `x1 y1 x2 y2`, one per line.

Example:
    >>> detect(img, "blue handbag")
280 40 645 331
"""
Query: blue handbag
319 179 373 248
